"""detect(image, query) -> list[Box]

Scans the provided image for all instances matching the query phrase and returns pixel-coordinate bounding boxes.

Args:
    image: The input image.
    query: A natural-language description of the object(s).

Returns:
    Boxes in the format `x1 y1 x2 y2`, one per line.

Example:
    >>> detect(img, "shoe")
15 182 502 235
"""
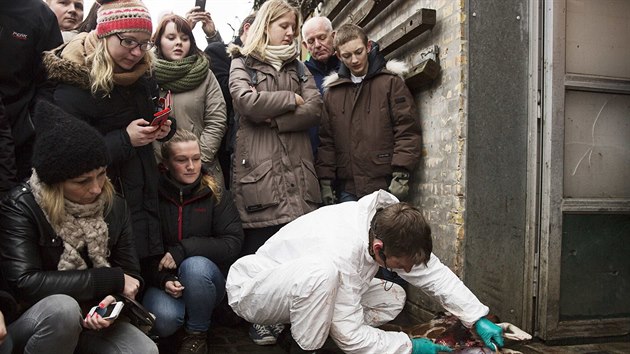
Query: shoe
249 323 276 345
178 330 207 354
271 323 285 338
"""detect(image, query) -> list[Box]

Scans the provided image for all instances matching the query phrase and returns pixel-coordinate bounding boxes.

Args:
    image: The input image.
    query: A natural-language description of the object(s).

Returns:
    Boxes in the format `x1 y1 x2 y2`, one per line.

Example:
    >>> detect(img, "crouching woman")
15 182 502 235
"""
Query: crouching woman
0 101 157 354
142 130 243 353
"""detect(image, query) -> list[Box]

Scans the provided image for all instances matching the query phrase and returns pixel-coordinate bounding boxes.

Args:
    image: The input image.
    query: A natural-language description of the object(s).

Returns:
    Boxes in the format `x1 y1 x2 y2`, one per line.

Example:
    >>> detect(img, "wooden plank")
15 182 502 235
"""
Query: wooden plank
377 9 436 57
404 58 440 90
351 0 395 27
319 0 350 23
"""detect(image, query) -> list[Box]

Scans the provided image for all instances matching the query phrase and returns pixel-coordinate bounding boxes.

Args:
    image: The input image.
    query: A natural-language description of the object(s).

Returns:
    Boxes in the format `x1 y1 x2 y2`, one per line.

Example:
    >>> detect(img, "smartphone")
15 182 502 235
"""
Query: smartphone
151 107 171 127
194 0 206 11
88 302 124 320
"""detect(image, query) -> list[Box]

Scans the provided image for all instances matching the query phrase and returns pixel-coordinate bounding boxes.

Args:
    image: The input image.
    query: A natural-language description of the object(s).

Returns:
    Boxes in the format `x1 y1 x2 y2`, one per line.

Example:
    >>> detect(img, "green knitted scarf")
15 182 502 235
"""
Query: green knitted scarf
155 54 209 93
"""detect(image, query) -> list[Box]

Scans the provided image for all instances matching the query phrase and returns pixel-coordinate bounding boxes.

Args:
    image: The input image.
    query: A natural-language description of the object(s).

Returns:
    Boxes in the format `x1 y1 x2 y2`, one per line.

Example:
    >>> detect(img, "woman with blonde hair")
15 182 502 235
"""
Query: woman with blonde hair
228 0 322 345
141 129 243 354
0 100 156 354
151 14 227 188
43 0 174 262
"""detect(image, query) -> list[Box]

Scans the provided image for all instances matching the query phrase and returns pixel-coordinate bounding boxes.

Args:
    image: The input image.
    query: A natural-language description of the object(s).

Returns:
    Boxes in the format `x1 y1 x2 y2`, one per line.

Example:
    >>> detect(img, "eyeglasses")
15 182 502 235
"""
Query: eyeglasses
115 33 154 51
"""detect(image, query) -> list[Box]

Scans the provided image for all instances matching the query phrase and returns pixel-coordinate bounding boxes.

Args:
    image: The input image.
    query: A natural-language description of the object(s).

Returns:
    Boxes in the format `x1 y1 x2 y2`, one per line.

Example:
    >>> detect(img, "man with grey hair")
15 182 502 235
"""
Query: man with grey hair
301 16 340 157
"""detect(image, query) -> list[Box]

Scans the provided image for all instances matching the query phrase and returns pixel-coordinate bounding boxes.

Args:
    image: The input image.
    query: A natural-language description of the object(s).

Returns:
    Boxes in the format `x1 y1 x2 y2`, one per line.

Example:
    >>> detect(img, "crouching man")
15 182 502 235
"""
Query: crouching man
226 190 503 354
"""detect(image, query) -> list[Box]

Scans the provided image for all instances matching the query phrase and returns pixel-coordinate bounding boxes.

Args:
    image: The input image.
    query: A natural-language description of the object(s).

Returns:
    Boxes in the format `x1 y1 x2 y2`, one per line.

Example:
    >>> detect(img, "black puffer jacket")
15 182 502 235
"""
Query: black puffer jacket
0 183 142 309
142 173 244 288
43 42 174 258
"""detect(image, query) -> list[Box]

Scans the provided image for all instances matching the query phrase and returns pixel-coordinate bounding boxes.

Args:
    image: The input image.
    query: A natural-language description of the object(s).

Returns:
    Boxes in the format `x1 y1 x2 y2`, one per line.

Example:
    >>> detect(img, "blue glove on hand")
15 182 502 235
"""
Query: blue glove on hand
411 338 453 354
474 317 504 351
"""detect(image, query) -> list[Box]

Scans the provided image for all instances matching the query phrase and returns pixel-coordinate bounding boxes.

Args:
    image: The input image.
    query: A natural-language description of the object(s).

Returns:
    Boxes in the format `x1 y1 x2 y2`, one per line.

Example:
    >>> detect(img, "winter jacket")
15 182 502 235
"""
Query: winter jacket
303 55 341 158
143 172 244 288
316 43 422 198
228 47 322 229
0 183 142 309
304 55 340 95
227 190 489 354
0 1 62 179
0 1 62 137
153 70 226 165
43 42 170 259
0 98 18 196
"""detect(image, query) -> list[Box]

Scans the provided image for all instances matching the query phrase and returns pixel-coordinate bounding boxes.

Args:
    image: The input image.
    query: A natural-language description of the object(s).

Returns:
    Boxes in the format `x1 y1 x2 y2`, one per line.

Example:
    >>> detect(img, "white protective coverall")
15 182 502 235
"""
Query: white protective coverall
227 190 489 353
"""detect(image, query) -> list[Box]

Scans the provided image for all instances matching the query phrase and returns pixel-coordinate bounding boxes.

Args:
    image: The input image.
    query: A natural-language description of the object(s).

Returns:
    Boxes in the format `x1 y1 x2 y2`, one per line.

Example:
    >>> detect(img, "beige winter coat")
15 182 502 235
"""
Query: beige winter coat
154 70 227 183
229 47 322 229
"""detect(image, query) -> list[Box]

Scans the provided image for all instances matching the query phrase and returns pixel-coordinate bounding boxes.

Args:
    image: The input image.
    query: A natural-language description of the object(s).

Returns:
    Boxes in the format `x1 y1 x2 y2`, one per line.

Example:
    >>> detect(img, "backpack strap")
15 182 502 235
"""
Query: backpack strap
296 61 308 83
240 57 258 86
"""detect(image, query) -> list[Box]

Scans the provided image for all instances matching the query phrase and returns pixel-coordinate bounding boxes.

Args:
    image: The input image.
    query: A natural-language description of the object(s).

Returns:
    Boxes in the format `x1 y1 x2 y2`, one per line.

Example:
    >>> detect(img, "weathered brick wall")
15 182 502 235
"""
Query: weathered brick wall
317 0 469 319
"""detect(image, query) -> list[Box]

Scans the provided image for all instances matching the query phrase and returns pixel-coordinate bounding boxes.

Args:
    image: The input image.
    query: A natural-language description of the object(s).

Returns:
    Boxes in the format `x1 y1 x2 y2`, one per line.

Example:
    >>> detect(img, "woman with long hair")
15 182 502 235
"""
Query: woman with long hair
152 14 227 188
43 0 174 262
141 130 243 354
228 0 322 345
0 100 156 354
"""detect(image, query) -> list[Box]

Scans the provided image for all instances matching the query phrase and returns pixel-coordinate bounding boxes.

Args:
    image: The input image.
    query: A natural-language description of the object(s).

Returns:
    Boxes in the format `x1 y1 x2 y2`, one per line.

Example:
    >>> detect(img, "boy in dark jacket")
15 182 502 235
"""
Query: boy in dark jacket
316 23 422 204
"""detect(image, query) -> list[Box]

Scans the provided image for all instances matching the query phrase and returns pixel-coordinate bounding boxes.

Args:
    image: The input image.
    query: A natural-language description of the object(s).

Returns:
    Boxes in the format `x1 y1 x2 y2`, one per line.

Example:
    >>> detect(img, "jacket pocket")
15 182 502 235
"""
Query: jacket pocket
370 150 394 177
239 160 279 212
301 159 322 204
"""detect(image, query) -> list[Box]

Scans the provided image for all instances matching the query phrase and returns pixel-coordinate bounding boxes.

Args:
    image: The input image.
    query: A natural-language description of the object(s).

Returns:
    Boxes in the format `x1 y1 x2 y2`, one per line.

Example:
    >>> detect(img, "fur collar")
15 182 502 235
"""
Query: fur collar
323 59 409 91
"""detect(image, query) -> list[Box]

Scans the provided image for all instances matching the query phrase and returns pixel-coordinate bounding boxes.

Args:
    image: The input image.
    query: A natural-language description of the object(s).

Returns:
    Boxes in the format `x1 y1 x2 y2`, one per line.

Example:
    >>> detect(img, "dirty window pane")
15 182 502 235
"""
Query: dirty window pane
566 0 630 79
560 213 630 320
563 91 630 198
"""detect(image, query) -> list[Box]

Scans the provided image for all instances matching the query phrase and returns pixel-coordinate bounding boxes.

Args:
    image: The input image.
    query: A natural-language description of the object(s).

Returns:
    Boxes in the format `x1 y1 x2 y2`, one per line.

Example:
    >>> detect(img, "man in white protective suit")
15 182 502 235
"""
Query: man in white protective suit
226 190 504 354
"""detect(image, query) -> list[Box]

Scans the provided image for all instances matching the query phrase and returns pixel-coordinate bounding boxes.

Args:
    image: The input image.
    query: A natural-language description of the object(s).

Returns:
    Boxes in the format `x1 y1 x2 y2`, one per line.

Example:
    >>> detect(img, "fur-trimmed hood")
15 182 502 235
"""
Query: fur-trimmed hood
43 41 91 91
227 42 245 59
322 41 408 90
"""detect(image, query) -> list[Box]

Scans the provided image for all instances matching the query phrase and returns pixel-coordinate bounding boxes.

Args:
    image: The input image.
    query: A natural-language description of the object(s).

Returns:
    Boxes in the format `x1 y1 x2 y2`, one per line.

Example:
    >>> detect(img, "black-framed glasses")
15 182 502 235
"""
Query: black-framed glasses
115 33 154 51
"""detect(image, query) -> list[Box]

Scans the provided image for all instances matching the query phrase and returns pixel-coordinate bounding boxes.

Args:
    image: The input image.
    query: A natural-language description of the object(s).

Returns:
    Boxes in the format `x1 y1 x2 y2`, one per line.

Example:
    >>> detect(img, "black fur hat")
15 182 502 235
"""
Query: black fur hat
32 100 110 185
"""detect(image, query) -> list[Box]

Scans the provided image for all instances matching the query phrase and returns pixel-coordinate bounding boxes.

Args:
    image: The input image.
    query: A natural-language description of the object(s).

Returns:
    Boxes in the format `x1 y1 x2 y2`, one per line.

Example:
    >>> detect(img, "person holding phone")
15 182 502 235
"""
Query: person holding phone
141 130 243 354
186 0 222 44
43 0 174 265
0 100 157 354
152 14 228 188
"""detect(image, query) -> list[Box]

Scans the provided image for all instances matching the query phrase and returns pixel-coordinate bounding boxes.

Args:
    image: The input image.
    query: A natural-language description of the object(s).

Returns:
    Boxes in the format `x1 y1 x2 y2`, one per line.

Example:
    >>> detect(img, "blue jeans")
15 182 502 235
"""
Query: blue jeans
338 191 358 203
143 256 225 337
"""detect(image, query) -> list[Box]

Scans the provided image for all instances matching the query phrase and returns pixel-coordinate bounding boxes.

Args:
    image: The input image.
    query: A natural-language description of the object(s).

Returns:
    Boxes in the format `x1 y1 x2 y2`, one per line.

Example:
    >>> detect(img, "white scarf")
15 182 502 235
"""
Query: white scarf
29 171 111 270
264 42 298 71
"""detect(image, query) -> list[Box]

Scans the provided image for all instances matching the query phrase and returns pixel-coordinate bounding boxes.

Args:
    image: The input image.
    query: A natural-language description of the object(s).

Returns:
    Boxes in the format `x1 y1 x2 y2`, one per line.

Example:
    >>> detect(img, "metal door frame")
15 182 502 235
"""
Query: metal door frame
536 0 630 340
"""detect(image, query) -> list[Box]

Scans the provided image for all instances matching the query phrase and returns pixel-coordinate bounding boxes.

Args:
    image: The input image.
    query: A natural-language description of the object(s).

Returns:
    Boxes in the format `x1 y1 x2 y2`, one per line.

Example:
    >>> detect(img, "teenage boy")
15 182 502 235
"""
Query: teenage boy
226 190 504 353
316 23 422 204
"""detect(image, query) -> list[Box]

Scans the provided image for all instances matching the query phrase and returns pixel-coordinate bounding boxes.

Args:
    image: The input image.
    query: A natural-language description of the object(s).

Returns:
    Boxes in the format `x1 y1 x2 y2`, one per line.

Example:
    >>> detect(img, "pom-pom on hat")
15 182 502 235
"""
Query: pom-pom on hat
31 100 110 186
95 0 152 39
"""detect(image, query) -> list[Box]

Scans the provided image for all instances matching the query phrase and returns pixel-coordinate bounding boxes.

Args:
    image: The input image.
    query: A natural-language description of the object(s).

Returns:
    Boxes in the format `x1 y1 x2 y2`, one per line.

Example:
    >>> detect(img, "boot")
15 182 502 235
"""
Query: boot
177 329 207 354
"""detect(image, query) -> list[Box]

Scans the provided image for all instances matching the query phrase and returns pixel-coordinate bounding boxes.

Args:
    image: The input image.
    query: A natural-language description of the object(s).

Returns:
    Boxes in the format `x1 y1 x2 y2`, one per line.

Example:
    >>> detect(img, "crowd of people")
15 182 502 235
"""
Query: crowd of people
0 0 504 354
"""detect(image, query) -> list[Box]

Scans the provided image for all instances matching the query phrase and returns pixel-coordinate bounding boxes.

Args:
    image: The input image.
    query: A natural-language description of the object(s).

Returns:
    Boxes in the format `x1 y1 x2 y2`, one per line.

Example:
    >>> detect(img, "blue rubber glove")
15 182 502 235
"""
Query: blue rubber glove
474 317 504 351
411 338 453 354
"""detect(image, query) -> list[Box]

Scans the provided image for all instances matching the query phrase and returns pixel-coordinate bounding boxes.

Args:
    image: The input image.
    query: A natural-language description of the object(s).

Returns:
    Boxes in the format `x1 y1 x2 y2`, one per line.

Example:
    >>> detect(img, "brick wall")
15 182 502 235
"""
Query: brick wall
317 0 469 319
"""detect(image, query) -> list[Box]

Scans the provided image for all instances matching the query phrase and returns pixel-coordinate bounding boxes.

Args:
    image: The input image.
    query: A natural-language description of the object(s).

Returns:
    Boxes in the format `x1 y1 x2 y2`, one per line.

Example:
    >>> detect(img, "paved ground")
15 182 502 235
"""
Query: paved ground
158 313 630 354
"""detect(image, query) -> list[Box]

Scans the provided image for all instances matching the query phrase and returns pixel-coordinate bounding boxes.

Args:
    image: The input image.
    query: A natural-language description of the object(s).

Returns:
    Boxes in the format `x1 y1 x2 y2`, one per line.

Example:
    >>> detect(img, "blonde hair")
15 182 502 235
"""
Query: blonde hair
241 0 300 59
161 130 222 202
41 178 115 229
89 37 155 97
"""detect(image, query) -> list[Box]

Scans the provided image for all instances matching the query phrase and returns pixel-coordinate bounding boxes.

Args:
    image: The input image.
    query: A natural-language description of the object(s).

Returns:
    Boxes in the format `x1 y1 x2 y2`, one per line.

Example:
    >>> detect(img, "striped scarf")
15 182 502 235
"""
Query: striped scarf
154 54 209 93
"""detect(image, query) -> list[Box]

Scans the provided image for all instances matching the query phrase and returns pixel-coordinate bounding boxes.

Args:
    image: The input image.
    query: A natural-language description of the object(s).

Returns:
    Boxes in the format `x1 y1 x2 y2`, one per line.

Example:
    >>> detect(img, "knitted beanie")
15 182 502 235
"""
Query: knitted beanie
95 0 152 39
32 100 110 186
